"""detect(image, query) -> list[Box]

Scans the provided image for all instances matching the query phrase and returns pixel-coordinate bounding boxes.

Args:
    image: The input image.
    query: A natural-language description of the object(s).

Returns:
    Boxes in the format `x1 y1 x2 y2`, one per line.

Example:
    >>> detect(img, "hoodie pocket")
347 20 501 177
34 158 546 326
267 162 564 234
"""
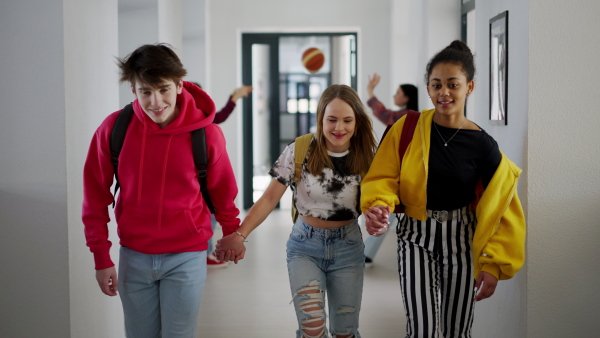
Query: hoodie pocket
116 206 206 244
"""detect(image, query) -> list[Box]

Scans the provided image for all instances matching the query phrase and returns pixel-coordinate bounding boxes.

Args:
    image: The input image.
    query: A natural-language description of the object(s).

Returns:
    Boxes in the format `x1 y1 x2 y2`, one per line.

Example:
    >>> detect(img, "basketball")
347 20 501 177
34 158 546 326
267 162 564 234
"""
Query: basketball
302 48 325 73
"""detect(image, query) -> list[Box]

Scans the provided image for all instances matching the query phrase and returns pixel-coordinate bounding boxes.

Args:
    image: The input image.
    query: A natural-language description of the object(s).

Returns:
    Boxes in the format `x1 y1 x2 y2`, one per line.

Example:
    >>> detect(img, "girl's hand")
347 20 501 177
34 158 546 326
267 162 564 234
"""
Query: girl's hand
474 271 498 301
364 205 391 236
215 233 246 263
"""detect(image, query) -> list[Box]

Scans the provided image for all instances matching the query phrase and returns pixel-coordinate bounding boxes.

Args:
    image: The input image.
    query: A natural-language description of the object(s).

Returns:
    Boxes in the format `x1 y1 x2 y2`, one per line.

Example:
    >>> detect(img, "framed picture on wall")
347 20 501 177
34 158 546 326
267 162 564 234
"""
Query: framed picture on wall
489 11 508 125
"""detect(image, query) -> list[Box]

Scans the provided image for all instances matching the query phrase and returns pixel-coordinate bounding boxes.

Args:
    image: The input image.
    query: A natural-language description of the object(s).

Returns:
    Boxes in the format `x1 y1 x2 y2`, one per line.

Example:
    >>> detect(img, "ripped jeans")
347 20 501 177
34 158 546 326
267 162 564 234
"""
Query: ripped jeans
287 219 364 338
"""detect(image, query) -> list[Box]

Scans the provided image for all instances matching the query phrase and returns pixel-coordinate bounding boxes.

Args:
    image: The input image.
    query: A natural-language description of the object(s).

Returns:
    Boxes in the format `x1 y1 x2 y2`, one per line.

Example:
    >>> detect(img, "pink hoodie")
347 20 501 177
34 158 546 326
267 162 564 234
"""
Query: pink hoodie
82 81 240 270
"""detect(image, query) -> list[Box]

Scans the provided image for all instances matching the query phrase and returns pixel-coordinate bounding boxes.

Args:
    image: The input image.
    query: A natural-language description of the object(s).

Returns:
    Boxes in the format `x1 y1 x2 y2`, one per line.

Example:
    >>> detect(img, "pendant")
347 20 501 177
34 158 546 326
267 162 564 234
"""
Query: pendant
444 143 448 147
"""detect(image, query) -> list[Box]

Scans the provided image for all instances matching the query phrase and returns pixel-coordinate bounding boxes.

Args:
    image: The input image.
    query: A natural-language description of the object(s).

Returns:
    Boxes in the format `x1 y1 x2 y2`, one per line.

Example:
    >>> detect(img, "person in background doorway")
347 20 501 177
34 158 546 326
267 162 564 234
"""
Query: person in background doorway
216 84 377 338
82 43 243 338
361 40 526 337
191 82 252 124
363 75 420 267
366 74 419 125
191 81 253 268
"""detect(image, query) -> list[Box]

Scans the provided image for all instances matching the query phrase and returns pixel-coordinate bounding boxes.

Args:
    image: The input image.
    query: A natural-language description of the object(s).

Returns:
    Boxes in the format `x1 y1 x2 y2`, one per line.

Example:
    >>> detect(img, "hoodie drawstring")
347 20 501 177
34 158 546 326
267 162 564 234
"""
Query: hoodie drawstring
137 123 148 204
156 135 175 232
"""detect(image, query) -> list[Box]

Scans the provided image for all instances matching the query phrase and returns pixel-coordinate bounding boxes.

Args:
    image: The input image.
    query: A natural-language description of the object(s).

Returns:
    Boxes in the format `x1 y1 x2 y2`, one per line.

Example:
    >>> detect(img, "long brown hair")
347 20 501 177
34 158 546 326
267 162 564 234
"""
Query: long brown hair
307 84 377 176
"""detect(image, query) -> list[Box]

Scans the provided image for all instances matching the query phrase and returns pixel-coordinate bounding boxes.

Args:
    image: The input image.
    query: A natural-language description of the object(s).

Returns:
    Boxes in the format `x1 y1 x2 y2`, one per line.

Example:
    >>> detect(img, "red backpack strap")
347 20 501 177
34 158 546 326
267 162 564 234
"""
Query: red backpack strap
398 111 420 162
394 110 420 213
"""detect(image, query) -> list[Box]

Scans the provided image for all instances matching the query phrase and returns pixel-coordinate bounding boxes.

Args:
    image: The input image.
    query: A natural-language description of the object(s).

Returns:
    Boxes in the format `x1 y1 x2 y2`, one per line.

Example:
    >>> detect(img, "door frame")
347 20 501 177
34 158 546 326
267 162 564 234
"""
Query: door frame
241 32 358 209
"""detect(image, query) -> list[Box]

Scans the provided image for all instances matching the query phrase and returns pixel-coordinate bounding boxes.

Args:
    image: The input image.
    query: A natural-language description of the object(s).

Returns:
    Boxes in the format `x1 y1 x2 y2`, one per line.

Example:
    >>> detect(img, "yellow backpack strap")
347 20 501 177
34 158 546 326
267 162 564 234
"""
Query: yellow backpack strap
293 133 313 183
291 133 313 223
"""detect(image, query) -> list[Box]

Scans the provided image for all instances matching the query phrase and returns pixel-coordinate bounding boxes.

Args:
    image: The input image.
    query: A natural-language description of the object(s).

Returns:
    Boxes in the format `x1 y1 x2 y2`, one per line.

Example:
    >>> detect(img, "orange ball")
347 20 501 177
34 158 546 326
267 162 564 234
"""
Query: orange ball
302 48 325 73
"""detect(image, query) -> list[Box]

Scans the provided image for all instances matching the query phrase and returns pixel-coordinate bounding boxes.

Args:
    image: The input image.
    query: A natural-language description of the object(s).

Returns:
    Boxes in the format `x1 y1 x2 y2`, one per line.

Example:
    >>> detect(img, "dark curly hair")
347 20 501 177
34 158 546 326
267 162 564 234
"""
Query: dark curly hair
117 43 187 86
425 40 475 83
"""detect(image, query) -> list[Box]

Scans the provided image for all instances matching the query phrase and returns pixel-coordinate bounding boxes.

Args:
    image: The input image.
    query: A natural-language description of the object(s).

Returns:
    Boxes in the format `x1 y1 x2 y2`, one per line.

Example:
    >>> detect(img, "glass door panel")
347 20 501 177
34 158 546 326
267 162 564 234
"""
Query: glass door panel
251 44 271 203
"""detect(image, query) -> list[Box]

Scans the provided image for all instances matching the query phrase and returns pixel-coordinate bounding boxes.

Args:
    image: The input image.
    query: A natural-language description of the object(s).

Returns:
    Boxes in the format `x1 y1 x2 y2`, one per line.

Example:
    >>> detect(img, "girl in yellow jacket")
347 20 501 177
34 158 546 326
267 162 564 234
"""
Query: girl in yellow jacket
360 40 526 337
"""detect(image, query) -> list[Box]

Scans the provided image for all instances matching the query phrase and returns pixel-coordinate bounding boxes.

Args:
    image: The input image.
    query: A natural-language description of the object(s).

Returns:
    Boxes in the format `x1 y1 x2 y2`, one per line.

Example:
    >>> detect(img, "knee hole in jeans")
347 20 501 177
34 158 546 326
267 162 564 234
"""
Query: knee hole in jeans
295 280 327 338
331 306 357 338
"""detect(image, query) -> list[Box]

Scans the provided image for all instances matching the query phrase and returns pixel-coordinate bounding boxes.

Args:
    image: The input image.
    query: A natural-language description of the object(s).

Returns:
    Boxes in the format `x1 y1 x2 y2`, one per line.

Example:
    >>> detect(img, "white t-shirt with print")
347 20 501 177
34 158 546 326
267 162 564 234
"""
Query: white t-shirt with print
269 141 361 221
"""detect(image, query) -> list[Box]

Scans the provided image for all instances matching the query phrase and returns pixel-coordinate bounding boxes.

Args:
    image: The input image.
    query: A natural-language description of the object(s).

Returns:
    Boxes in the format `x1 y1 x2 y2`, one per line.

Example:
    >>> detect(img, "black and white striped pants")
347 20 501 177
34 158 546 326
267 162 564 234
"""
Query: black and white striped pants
396 206 476 338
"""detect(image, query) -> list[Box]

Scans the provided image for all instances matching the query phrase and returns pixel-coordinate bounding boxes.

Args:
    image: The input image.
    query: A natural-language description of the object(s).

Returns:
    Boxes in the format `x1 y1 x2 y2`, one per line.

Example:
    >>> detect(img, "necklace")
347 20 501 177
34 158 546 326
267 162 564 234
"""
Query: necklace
433 118 467 147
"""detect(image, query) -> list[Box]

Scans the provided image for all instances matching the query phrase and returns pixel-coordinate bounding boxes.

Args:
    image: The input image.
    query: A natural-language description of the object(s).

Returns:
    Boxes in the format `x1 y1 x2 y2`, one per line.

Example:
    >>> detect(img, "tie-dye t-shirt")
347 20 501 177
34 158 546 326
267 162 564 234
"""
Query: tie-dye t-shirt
269 141 361 221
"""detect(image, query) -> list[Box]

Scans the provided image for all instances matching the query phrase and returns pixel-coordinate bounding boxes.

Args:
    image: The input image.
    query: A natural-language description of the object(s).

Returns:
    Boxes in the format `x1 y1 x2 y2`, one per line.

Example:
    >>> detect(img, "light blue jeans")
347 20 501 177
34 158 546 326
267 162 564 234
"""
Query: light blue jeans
118 247 207 338
287 219 364 338
208 214 217 254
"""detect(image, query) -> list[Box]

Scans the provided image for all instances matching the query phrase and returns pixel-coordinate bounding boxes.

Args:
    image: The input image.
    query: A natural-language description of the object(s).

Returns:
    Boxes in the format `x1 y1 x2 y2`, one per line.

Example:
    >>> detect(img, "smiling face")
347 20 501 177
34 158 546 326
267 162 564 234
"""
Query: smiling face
426 62 474 117
322 98 356 152
132 79 183 128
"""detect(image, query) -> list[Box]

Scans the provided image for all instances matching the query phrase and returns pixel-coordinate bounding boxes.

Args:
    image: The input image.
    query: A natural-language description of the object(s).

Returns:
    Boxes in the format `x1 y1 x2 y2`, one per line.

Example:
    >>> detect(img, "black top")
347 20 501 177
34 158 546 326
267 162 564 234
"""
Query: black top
427 122 501 210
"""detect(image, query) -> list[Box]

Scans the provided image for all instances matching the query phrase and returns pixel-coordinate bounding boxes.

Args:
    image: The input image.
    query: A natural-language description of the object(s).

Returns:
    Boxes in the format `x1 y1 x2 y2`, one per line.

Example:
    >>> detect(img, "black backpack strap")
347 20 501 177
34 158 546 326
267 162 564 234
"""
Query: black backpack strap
191 128 216 214
110 103 134 207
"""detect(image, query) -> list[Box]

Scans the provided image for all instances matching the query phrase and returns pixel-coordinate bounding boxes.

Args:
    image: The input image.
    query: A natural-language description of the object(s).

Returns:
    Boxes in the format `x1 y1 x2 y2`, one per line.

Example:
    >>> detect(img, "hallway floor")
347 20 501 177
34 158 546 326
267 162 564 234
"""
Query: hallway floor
196 209 406 337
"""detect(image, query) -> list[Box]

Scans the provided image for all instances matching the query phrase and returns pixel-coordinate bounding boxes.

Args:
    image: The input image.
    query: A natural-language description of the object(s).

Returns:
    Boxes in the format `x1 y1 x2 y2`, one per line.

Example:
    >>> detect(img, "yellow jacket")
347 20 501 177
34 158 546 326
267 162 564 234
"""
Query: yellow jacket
361 109 526 280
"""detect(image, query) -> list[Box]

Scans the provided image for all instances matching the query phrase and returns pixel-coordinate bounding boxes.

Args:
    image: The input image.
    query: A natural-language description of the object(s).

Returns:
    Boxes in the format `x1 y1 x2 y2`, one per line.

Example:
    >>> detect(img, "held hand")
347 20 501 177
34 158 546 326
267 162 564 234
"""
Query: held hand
214 247 245 264
233 246 246 264
96 266 118 296
364 205 391 236
215 233 246 262
231 85 253 102
367 73 381 98
474 271 498 301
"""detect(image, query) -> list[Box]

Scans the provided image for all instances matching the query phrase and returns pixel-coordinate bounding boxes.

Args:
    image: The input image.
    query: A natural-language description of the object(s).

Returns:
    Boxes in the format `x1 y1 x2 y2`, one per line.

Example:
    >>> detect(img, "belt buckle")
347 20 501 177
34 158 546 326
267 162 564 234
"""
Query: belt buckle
432 210 448 223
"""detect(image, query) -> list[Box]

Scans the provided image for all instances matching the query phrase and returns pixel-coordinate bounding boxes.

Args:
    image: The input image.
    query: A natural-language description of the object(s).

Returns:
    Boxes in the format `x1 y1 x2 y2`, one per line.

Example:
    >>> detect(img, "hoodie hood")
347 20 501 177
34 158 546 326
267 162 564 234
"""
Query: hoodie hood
132 81 216 135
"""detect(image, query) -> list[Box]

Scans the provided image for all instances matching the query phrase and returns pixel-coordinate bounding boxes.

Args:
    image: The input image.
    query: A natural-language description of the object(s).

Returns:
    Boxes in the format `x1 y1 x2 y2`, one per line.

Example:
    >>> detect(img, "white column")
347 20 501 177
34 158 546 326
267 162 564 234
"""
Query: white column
64 1 123 337
158 0 183 56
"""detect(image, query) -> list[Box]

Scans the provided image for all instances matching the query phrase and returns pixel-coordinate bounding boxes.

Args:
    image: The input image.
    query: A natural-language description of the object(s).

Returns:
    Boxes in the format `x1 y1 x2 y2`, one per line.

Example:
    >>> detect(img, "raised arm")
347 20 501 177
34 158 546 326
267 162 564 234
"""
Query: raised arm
231 85 253 102
213 85 253 124
366 73 381 99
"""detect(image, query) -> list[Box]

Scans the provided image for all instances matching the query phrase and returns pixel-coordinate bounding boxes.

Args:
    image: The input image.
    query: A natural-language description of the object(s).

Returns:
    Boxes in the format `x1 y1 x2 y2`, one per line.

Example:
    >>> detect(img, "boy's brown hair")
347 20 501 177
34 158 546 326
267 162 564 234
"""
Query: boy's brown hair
117 43 187 86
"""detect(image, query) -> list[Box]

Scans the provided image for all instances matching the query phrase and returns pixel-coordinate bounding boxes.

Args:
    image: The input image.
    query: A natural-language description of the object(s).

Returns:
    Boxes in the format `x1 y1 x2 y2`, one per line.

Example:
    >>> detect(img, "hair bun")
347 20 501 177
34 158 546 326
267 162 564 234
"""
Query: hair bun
446 40 473 55
425 39 476 82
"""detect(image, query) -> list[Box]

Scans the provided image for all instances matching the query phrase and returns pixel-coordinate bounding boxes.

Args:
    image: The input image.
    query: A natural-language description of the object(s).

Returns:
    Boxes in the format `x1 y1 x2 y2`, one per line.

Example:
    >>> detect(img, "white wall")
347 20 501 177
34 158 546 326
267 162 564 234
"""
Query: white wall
0 1 122 337
206 0 393 208
64 1 124 337
118 2 158 108
470 1 529 337
182 0 206 85
528 0 600 336
0 1 70 336
158 0 183 54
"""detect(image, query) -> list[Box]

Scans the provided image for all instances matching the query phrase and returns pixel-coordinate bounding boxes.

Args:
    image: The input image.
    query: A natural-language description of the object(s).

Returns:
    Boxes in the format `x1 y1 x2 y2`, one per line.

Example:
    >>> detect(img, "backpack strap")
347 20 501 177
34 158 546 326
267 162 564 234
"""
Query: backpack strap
398 111 420 164
110 103 134 207
291 133 313 223
293 133 313 183
191 128 216 214
394 111 420 213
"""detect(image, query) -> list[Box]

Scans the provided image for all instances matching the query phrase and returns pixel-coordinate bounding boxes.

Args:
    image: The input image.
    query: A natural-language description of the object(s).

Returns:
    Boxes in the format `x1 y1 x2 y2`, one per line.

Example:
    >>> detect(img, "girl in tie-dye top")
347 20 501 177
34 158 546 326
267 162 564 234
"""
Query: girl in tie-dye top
215 84 377 337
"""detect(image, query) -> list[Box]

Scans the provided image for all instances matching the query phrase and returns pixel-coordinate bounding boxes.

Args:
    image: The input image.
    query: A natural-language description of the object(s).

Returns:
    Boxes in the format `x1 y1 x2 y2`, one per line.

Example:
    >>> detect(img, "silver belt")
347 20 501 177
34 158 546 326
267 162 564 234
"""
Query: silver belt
427 206 470 223
426 207 467 223
427 210 449 223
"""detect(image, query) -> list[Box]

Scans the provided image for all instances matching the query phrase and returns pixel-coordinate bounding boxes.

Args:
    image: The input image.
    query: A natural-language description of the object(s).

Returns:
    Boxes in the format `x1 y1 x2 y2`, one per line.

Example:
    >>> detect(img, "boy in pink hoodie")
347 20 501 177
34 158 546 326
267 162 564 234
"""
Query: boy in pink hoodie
82 44 244 338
